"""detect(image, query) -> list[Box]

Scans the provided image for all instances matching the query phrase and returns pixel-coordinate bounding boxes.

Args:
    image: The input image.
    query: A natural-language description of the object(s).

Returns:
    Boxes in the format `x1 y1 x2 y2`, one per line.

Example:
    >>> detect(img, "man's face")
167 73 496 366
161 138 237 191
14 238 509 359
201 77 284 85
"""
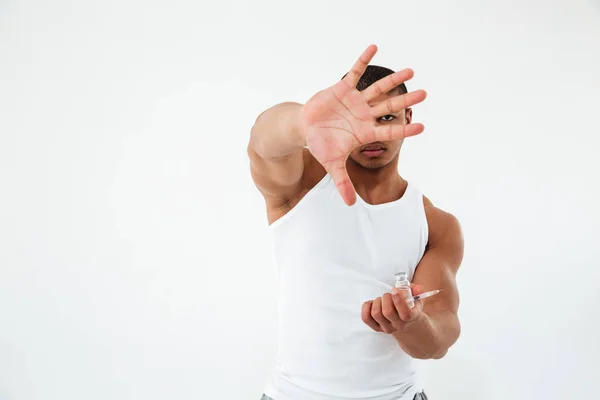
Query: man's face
348 89 413 169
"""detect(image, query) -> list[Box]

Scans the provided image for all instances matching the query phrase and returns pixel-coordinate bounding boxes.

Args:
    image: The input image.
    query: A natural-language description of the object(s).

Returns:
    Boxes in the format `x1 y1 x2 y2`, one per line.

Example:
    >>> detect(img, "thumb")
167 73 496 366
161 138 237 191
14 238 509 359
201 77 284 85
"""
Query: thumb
410 283 425 296
328 162 356 206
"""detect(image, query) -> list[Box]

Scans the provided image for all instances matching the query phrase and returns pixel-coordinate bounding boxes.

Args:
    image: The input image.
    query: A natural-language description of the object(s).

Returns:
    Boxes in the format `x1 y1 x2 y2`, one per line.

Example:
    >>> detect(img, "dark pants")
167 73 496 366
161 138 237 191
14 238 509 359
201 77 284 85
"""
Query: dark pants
260 392 428 400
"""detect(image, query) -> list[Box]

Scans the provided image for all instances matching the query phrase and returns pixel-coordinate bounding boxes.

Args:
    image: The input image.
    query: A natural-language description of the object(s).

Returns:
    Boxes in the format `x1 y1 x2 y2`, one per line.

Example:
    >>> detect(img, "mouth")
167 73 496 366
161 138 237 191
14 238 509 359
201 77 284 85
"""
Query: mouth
360 143 386 158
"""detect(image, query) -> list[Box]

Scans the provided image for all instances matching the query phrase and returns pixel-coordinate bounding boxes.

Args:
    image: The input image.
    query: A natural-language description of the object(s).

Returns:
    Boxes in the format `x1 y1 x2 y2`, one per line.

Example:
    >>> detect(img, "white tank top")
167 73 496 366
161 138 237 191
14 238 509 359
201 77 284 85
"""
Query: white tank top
264 173 429 400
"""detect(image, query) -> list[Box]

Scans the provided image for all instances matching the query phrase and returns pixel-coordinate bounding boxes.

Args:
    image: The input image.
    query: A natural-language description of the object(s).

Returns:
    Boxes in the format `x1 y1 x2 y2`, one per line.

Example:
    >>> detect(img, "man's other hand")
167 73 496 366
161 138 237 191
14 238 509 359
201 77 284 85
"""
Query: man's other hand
361 283 426 334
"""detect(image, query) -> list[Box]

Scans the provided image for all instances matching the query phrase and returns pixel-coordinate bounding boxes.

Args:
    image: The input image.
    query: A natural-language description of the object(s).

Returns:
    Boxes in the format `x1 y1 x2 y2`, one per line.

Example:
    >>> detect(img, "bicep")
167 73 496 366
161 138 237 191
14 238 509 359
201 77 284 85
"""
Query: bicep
412 210 464 314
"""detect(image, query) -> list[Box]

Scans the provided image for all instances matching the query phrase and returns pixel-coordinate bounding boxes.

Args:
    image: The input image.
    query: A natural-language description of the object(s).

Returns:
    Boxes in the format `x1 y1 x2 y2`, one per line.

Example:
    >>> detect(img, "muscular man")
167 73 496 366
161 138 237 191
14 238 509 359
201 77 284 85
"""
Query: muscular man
248 45 464 400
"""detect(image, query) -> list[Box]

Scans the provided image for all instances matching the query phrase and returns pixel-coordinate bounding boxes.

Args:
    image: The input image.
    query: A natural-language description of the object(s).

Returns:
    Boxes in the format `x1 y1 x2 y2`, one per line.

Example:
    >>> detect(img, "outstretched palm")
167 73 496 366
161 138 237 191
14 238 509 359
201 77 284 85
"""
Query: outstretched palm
300 45 427 205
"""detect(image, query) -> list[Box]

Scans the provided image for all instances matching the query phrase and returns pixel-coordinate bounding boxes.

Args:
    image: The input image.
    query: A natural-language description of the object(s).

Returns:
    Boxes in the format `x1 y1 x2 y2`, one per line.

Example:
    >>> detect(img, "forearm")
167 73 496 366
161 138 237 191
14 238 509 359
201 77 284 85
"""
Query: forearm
249 102 306 160
392 309 460 359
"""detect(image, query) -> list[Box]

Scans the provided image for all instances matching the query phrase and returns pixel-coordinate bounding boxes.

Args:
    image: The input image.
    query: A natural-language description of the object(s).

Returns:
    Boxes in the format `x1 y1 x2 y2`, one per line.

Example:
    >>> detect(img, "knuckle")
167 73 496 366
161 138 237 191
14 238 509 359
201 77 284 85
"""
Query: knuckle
374 82 384 96
386 98 394 113
387 125 394 140
392 299 405 310
361 304 371 321
396 306 407 318
382 306 395 319
397 96 407 110
366 125 376 142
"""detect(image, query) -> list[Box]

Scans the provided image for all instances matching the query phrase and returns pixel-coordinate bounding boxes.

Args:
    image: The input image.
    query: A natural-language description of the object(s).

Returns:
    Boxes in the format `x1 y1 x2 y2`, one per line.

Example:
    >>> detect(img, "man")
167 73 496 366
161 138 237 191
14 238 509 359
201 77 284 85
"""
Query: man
248 45 464 400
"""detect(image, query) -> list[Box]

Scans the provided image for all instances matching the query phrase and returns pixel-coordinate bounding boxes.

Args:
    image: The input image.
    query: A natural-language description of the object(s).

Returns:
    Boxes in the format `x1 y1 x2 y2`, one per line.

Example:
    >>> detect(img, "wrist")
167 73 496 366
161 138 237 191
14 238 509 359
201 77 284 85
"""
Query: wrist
394 311 432 338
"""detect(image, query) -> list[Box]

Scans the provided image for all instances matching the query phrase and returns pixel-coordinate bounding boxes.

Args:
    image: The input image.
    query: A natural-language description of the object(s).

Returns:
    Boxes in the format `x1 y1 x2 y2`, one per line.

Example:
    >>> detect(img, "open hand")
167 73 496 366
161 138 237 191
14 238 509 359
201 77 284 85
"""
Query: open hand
300 44 427 205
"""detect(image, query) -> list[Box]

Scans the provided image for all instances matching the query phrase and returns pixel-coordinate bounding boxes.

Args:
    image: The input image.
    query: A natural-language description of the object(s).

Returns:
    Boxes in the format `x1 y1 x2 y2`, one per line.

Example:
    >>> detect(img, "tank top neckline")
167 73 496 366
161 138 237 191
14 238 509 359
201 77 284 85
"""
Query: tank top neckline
320 172 412 209
268 173 414 230
355 180 412 209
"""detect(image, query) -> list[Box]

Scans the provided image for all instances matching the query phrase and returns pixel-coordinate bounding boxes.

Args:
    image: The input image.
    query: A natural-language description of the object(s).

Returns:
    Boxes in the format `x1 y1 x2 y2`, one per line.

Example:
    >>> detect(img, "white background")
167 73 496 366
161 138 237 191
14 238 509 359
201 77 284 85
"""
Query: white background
1 0 600 399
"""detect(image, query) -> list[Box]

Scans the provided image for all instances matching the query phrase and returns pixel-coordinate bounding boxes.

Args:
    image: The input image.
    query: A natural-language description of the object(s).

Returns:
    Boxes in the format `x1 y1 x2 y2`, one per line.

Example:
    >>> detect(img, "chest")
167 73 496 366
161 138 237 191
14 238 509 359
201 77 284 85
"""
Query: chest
272 203 427 285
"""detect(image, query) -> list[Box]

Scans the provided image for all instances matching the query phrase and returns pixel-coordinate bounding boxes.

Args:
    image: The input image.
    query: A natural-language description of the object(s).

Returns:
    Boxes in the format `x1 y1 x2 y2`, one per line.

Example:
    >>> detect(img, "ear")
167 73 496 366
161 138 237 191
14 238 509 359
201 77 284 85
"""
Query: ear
405 108 413 124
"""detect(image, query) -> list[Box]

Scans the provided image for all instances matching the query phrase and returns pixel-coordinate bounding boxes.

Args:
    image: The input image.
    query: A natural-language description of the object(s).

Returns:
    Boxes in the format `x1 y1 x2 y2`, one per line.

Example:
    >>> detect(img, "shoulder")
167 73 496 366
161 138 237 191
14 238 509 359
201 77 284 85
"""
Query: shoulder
421 195 464 263
422 195 461 234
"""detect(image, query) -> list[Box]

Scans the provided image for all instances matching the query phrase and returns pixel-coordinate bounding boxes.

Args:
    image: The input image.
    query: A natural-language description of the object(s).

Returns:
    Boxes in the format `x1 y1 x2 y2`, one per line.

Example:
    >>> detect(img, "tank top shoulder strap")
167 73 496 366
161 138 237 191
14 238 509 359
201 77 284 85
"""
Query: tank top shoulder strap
406 180 424 206
269 173 333 230
405 180 429 246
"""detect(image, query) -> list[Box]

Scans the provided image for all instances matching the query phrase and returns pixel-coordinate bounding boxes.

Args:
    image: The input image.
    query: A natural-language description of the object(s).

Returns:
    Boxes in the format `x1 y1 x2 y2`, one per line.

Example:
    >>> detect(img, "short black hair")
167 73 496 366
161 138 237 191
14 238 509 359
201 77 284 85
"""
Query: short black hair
342 65 407 94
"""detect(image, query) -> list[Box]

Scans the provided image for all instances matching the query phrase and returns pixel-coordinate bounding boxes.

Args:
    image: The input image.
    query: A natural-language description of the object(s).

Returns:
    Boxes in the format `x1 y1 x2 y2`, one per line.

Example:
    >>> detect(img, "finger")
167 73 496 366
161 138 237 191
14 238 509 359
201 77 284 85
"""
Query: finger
392 289 414 321
361 301 383 332
370 89 427 118
343 44 378 88
374 122 425 142
410 283 425 296
381 293 401 324
326 162 357 206
362 68 414 102
371 297 394 333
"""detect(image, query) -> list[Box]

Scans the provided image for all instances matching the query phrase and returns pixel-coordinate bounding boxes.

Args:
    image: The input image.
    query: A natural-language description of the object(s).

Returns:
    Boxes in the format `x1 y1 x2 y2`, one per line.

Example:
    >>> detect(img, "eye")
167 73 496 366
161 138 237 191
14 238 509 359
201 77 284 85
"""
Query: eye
379 115 395 122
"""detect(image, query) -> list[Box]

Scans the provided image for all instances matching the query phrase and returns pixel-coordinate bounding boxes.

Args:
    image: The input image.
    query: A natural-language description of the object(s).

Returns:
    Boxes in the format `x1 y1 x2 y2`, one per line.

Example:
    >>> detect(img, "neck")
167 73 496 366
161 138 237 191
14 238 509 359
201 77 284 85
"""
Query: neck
346 156 406 205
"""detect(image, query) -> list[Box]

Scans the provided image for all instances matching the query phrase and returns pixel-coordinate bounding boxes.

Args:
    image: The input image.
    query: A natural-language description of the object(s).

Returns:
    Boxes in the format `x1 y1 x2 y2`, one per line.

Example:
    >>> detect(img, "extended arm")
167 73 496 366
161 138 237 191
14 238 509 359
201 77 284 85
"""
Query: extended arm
247 102 307 202
248 46 426 207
